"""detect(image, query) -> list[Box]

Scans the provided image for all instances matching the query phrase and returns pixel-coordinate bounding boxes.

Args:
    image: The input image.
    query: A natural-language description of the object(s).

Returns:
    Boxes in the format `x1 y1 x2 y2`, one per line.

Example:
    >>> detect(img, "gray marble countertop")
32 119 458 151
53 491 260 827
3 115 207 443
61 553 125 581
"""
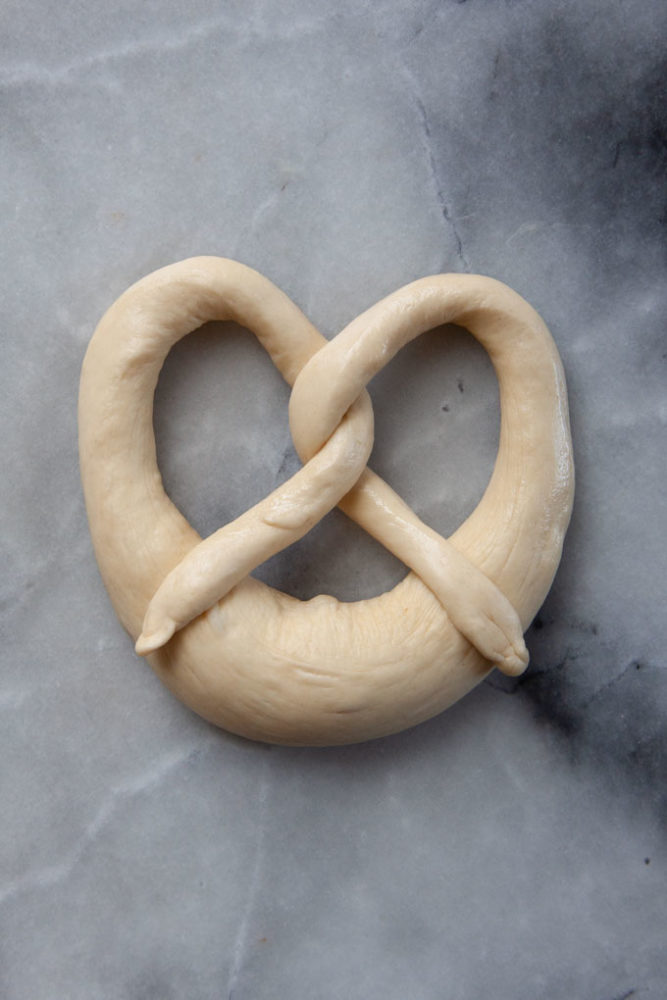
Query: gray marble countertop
2 2 666 998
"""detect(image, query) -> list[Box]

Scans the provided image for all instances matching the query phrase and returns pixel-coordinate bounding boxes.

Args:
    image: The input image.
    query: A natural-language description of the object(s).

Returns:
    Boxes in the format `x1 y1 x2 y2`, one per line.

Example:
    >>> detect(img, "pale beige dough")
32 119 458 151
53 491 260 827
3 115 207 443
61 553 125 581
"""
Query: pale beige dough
78 257 574 746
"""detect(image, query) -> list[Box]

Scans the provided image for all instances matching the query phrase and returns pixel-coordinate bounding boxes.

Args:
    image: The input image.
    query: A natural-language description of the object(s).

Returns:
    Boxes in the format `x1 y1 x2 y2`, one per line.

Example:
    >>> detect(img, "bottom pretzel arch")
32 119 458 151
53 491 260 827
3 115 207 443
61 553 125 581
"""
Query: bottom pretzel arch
78 257 574 746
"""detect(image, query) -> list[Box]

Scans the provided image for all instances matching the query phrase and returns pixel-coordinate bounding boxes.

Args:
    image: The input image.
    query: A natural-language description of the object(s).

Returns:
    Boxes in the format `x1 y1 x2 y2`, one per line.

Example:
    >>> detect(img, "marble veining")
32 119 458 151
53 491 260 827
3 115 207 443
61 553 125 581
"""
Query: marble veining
2 1 666 997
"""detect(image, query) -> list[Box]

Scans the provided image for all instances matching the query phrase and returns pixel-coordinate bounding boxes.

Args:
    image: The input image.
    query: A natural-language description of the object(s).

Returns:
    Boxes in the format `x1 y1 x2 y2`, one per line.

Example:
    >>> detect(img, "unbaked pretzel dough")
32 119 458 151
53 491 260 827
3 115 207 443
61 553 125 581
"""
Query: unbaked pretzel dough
78 257 574 746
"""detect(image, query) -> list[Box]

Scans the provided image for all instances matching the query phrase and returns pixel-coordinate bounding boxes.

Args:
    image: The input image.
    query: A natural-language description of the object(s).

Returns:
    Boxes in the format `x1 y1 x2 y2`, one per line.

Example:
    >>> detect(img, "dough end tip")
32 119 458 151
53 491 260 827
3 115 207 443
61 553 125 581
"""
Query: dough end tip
495 640 530 678
135 620 176 656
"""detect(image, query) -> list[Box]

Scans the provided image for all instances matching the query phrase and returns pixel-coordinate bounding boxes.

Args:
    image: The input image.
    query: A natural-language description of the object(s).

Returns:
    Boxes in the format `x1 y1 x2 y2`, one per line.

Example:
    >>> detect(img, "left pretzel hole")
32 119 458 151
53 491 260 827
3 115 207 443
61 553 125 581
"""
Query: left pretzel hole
154 320 291 538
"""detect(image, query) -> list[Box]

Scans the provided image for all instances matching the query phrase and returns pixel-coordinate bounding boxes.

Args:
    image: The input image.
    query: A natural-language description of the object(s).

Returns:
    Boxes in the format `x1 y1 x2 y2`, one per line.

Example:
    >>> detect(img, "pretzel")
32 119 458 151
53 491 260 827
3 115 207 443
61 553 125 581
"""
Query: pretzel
78 257 574 746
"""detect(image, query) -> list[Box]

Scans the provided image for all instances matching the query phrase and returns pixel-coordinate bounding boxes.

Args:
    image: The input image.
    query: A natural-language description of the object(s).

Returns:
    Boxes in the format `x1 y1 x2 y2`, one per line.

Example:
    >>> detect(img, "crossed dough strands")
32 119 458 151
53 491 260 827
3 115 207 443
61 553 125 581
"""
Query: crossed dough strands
78 257 574 746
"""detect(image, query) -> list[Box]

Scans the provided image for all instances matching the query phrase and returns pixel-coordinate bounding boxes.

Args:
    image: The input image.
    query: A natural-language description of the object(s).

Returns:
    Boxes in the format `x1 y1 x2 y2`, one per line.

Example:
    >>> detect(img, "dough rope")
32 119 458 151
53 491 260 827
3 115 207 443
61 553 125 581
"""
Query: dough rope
79 257 574 746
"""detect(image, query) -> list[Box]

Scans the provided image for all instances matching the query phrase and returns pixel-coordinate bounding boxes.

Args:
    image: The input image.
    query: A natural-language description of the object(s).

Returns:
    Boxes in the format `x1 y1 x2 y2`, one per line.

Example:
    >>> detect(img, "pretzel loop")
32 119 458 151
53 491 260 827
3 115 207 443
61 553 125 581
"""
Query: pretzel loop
79 257 574 746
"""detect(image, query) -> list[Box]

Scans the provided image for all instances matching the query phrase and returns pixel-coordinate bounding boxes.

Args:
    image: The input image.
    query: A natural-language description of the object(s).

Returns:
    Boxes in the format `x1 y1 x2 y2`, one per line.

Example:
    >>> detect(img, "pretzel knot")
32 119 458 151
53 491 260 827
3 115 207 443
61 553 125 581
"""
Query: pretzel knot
79 257 574 746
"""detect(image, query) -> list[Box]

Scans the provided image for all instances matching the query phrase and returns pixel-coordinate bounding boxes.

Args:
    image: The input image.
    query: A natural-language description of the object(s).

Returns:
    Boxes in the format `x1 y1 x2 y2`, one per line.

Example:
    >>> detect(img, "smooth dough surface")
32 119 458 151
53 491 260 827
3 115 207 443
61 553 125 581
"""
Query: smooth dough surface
78 257 574 746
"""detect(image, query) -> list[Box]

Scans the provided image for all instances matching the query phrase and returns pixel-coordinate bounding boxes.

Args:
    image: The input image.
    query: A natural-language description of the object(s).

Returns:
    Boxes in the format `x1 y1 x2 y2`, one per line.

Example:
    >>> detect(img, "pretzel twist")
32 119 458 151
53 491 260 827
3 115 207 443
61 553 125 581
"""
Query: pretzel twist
79 257 574 746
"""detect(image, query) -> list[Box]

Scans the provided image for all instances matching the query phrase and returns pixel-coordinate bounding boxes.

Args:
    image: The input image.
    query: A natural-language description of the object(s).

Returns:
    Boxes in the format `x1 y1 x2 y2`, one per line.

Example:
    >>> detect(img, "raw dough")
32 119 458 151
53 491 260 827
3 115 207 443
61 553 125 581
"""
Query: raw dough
78 257 574 746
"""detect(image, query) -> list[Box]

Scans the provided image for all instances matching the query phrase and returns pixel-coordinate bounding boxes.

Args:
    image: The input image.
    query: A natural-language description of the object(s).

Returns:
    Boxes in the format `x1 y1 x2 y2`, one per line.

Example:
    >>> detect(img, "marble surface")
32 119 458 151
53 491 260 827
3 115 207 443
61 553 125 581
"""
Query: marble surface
2 1 666 997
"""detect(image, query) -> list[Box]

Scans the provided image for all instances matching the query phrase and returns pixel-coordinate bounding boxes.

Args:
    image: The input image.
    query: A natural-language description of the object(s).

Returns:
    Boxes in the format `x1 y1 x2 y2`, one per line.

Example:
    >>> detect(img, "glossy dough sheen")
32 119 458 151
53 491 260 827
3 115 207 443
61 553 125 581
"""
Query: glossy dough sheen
78 258 574 746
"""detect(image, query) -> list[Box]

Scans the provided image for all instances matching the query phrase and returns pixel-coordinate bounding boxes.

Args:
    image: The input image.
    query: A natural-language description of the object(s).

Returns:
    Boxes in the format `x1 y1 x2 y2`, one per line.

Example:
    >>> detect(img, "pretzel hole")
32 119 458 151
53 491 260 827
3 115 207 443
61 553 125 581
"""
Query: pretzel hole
154 320 289 533
153 318 498 603
369 322 499 537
